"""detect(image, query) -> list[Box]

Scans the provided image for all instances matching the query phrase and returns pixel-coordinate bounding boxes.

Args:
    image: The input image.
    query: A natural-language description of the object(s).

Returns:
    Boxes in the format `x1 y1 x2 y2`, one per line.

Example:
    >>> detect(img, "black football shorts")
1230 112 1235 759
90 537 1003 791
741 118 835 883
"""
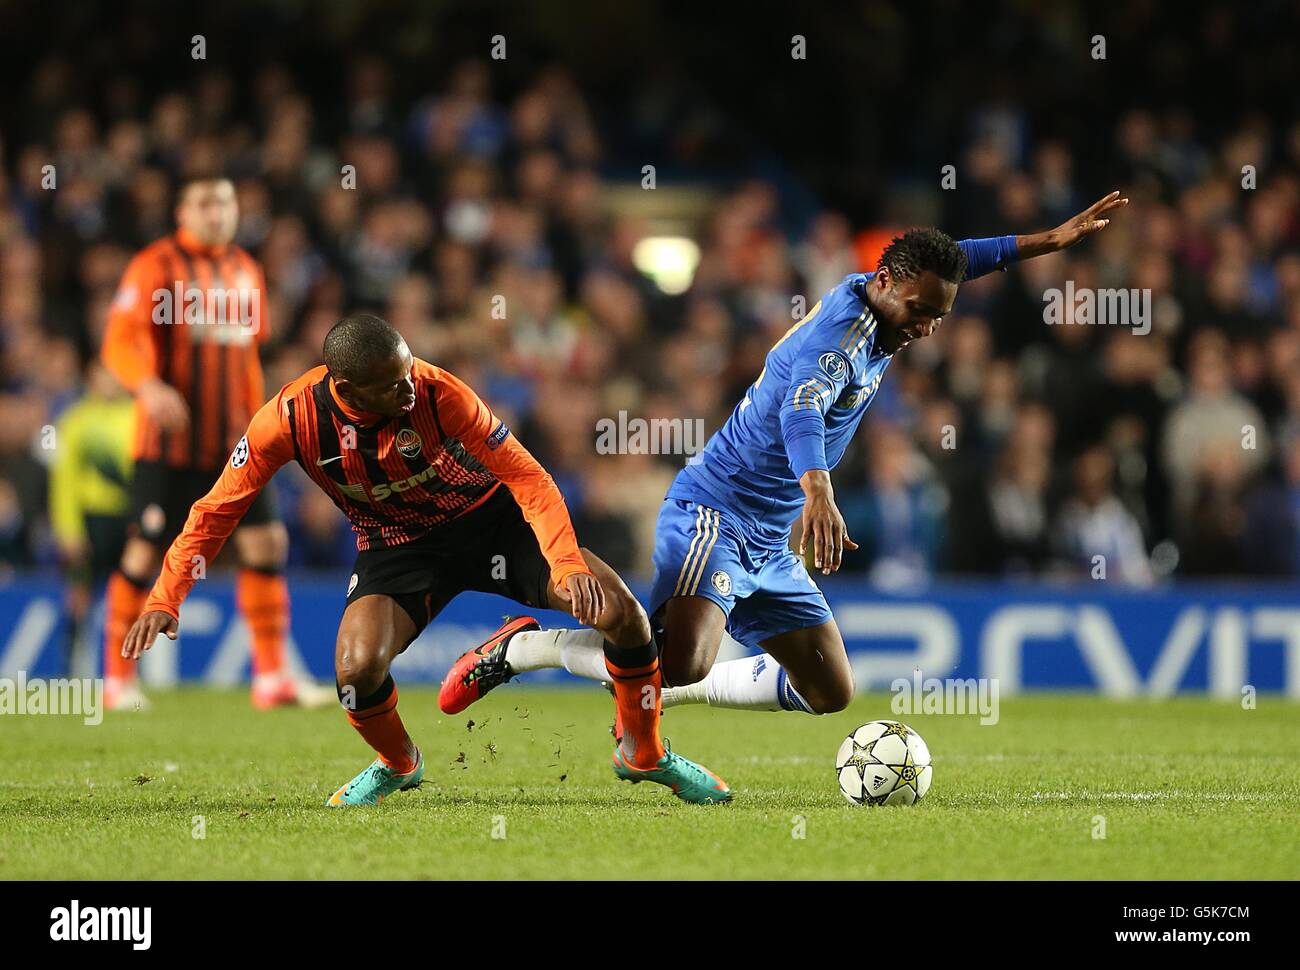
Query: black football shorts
344 485 555 633
128 459 279 547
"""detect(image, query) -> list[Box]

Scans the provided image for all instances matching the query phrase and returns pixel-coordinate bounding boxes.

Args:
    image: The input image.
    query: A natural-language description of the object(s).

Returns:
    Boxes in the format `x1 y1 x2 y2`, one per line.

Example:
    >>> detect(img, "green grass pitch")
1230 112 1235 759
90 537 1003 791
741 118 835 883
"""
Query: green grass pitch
2 687 1297 879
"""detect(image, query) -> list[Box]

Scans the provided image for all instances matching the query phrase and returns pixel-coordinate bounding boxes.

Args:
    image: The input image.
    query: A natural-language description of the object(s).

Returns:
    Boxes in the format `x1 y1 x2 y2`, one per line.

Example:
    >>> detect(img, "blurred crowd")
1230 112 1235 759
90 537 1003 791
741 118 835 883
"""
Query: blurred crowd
2 3 1300 586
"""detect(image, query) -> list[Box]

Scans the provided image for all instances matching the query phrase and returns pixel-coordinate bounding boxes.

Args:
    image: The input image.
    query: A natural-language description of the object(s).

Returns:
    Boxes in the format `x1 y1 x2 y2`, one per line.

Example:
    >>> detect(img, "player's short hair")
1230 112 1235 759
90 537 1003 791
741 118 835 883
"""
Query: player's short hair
175 174 233 205
323 314 406 383
878 228 968 284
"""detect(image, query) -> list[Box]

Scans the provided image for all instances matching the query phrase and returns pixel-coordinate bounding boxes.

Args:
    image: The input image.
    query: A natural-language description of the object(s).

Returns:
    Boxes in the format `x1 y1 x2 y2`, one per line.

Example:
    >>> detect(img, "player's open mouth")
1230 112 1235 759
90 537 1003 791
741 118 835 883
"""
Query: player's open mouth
398 398 416 411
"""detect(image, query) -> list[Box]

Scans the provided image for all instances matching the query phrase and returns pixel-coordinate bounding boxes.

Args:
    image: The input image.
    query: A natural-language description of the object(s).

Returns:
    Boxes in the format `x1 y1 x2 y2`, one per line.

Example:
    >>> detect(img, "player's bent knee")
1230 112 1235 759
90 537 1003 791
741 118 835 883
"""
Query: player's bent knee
606 588 649 638
596 583 629 624
802 678 854 715
660 648 712 688
806 691 850 715
580 549 650 641
658 619 718 686
334 637 390 696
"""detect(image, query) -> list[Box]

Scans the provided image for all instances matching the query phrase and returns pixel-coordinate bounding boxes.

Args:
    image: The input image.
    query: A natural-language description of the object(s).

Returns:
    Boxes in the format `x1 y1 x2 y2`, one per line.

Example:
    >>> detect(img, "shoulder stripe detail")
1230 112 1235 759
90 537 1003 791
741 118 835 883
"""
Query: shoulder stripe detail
839 310 878 358
849 317 877 358
838 311 868 350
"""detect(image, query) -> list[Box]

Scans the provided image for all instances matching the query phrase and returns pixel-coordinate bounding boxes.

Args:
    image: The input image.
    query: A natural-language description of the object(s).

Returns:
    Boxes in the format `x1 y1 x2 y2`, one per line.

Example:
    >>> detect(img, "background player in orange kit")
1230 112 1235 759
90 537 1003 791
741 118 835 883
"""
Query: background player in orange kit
120 314 731 806
100 176 303 711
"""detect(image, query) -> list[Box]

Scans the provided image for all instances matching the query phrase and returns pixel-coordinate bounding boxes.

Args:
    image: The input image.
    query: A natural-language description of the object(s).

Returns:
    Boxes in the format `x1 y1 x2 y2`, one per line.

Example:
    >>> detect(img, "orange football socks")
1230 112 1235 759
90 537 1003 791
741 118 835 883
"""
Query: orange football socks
342 675 417 773
237 568 290 681
604 648 667 770
103 570 149 681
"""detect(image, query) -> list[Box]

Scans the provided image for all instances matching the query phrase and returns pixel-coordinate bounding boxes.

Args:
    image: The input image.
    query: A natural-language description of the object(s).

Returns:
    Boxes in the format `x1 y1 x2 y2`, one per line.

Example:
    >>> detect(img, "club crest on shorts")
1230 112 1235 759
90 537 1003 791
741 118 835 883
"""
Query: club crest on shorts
230 435 249 468
395 428 422 458
347 573 358 596
711 570 732 595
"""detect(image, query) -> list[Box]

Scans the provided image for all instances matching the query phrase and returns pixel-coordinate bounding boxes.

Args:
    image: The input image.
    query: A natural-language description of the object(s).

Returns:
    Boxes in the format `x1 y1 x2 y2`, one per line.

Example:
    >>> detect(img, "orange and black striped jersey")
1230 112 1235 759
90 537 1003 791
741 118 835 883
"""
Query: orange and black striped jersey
143 358 591 618
102 227 269 471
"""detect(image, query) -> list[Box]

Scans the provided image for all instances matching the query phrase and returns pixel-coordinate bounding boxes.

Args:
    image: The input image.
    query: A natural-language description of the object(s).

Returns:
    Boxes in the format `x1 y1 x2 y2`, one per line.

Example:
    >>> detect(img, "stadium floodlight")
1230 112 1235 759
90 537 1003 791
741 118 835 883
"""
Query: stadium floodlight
633 236 701 295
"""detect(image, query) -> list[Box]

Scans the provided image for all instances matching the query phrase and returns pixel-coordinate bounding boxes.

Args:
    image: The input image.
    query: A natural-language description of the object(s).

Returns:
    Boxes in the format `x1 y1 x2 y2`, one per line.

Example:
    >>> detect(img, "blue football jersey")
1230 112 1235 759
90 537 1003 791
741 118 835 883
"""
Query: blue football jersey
667 235 1018 547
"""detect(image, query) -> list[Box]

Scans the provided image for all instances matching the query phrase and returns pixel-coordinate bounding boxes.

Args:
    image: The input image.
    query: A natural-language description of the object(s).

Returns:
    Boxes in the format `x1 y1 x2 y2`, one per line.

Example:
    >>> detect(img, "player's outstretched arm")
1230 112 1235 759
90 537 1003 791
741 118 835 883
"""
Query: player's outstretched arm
126 394 294 656
1014 190 1129 259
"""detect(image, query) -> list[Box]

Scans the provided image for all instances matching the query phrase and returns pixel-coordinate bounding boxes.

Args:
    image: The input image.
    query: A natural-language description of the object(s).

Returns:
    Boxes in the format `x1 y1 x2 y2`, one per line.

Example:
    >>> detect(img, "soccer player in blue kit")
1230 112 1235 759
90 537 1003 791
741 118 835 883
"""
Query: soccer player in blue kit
441 192 1127 779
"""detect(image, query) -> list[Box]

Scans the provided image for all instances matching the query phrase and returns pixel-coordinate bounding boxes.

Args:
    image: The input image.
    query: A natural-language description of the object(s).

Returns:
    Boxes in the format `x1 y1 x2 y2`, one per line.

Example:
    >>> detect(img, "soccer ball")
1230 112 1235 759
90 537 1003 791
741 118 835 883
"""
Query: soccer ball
835 720 932 806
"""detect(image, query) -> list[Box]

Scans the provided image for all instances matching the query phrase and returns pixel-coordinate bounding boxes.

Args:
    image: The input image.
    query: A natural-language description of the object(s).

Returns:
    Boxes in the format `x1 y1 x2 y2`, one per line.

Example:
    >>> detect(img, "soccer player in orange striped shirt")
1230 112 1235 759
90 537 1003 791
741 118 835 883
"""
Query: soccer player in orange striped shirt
121 314 730 806
101 176 298 711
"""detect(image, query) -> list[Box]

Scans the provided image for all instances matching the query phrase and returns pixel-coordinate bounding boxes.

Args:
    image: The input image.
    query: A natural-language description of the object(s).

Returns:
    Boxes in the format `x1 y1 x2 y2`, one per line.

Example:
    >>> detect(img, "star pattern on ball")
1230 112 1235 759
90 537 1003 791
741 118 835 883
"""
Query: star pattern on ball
880 721 913 740
884 748 920 795
845 737 880 771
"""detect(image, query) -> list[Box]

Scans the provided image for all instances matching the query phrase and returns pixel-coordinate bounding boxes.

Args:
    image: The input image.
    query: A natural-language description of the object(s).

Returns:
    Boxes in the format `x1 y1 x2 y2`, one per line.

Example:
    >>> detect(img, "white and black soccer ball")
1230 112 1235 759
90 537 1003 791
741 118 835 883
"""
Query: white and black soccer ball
835 720 932 806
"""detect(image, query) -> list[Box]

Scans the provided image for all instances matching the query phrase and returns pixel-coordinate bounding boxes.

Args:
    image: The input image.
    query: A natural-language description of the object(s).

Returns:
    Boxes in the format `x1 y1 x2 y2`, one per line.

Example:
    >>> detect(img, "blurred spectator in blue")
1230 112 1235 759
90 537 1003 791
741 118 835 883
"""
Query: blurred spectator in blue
839 422 946 587
1055 445 1153 585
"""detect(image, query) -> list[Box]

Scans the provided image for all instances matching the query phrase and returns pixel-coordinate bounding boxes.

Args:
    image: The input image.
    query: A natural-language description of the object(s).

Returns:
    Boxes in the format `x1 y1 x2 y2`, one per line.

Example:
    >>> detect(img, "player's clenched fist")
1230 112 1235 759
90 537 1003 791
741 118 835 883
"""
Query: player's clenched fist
554 571 606 627
121 610 179 660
